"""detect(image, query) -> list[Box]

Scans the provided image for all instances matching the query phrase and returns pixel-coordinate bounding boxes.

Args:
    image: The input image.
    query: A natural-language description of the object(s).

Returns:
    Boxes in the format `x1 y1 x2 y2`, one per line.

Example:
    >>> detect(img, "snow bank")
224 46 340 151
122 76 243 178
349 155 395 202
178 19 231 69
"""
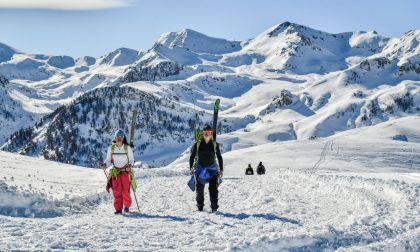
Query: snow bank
0 180 109 218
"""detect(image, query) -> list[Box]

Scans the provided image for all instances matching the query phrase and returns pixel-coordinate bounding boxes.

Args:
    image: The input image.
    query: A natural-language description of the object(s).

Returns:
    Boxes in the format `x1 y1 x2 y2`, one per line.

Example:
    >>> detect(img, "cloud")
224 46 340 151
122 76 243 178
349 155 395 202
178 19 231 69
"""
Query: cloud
0 0 133 10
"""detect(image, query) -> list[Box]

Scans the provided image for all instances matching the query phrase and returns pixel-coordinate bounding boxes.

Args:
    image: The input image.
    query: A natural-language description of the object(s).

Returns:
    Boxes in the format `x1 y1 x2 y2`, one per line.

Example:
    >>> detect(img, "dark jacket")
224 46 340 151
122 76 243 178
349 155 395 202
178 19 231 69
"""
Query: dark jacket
189 139 223 171
246 166 254 175
257 164 266 174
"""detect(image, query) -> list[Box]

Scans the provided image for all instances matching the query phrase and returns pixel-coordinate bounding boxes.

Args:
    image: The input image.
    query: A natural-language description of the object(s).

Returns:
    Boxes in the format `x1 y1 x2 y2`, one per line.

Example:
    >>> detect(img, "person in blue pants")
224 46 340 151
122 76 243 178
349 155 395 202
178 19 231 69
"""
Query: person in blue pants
189 125 223 212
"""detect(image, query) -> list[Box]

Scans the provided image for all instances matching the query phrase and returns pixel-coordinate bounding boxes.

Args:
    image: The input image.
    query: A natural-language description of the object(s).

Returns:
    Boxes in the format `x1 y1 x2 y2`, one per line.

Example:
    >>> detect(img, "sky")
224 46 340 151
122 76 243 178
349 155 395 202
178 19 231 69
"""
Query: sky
0 0 419 58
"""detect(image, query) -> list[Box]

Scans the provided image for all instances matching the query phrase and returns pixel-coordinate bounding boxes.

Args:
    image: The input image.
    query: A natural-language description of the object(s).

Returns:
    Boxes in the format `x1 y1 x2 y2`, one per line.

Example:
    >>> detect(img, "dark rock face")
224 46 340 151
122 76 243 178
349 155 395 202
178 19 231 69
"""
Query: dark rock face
398 62 420 75
0 75 8 88
119 58 183 83
260 90 296 115
359 57 391 71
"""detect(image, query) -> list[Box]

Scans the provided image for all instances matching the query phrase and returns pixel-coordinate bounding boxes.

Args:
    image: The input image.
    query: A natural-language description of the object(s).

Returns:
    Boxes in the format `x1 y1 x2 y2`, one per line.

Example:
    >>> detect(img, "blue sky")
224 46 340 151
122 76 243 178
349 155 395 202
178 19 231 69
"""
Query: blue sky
0 0 419 57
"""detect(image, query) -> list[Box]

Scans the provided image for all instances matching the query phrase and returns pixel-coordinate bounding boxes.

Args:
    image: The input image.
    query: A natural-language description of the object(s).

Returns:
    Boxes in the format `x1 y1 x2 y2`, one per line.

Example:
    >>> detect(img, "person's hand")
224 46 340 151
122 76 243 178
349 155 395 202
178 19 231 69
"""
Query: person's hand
189 169 194 176
219 171 223 178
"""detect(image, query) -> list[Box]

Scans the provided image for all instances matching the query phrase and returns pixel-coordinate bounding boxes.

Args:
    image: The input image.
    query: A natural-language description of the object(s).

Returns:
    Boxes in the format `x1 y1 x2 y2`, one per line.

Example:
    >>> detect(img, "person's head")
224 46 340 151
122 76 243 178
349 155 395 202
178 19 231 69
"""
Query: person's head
114 129 125 145
202 125 212 143
248 164 251 168
259 161 262 165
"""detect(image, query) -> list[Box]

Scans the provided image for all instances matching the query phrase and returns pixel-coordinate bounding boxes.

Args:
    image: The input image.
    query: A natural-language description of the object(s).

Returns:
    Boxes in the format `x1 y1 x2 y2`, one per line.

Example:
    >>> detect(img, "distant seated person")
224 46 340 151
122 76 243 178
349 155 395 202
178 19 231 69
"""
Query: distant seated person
257 161 266 175
245 164 254 175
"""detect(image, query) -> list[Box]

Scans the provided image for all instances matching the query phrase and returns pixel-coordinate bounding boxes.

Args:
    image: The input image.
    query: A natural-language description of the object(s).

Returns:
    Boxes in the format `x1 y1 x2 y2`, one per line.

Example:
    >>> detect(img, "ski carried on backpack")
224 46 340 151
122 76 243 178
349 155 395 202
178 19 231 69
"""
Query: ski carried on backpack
129 109 140 213
194 111 201 141
212 99 220 141
129 109 138 148
212 99 223 185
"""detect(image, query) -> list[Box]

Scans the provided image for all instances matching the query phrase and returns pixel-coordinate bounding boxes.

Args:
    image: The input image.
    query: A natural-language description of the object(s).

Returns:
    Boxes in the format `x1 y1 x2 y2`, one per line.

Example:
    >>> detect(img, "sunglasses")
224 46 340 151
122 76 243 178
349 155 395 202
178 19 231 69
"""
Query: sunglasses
203 130 213 137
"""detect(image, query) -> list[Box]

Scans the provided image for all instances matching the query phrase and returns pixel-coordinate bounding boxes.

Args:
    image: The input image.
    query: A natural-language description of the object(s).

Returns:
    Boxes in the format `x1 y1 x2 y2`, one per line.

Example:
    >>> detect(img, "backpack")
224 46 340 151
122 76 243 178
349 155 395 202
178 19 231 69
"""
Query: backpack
193 136 220 171
110 143 130 167
107 143 137 192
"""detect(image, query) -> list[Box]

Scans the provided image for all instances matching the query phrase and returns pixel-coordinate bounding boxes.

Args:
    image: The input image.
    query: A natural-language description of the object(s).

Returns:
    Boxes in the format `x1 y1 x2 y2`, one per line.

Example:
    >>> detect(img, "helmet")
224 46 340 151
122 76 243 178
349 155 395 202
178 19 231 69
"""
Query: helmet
114 129 125 137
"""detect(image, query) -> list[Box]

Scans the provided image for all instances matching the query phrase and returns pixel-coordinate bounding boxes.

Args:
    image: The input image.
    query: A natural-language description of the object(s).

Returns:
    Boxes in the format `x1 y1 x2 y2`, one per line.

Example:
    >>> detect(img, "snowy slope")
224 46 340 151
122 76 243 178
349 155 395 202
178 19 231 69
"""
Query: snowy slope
1 21 419 251
1 119 419 250
1 22 420 169
116 29 240 84
0 44 141 142
232 22 389 74
1 85 216 167
0 75 36 143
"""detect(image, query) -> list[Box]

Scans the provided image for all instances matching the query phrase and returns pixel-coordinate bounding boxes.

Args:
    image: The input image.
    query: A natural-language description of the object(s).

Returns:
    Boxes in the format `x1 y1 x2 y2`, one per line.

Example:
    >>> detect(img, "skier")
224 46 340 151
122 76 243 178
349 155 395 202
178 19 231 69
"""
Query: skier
245 164 254 175
256 161 266 175
189 125 223 212
101 129 135 214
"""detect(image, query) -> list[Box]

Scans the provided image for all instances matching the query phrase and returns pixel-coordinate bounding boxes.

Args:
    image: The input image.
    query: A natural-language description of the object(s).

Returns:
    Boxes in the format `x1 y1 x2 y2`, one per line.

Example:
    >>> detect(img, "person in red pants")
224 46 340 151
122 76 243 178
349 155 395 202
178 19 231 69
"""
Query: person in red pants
101 129 135 214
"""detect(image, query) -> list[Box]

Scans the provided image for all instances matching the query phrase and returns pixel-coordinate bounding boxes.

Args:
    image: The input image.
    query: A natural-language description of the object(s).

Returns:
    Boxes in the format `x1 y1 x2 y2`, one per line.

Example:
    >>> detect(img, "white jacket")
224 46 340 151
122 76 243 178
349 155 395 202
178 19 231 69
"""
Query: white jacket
104 144 135 168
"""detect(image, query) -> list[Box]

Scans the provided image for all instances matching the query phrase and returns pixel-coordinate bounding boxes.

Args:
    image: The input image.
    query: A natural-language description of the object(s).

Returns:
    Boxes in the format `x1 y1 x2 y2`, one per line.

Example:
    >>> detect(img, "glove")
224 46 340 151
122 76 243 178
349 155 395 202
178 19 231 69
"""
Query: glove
106 181 112 193
219 171 223 178
100 162 106 169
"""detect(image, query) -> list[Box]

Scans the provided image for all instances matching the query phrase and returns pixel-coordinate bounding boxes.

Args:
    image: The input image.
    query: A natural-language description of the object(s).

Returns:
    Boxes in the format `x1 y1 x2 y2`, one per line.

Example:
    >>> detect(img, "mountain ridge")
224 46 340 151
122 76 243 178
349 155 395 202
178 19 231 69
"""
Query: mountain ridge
0 21 419 167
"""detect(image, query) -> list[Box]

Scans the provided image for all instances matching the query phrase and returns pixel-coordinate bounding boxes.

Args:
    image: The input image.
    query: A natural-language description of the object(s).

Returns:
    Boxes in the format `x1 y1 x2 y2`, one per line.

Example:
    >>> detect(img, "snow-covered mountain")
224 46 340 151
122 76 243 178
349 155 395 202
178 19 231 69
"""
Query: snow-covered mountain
0 74 36 143
2 85 211 167
116 29 241 84
1 22 419 250
1 22 419 168
0 43 141 143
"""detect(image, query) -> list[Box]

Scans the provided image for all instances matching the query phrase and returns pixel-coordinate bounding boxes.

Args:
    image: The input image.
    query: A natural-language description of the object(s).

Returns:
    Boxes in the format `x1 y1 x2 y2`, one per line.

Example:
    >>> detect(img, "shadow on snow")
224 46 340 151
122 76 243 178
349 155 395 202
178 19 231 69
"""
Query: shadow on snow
125 213 189 222
217 212 301 225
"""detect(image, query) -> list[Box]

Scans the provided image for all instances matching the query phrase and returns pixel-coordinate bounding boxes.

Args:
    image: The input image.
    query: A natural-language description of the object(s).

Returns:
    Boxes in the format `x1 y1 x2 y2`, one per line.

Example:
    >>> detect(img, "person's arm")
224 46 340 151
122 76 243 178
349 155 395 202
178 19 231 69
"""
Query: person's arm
189 143 197 171
128 146 135 166
216 143 223 171
104 147 112 167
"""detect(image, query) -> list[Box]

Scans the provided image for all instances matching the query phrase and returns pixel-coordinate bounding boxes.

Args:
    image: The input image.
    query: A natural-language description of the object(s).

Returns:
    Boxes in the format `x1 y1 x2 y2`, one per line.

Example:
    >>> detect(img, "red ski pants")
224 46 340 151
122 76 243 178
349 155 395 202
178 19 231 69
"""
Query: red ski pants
111 172 132 211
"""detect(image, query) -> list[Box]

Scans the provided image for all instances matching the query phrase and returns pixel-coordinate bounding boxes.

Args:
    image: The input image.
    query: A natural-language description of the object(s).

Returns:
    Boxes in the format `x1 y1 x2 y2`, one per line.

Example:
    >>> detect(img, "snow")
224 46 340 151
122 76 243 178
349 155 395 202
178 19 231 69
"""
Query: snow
1 22 419 159
0 42 18 63
0 22 419 250
47 55 75 69
0 43 133 142
97 47 142 66
157 29 241 55
1 120 419 250
186 72 261 98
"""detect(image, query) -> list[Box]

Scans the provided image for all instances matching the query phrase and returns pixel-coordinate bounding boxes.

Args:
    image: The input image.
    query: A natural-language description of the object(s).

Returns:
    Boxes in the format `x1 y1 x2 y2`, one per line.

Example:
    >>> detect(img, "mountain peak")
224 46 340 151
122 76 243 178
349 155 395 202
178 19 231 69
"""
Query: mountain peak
98 47 141 66
157 28 221 47
155 28 241 54
180 28 205 37
0 42 19 52
265 21 316 37
0 42 19 63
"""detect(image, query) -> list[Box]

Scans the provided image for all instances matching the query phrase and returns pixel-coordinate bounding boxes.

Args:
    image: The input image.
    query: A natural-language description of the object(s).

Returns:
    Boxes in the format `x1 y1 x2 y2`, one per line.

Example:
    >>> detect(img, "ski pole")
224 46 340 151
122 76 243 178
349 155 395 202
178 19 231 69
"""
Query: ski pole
100 163 108 179
102 167 108 179
130 161 141 212
131 185 140 212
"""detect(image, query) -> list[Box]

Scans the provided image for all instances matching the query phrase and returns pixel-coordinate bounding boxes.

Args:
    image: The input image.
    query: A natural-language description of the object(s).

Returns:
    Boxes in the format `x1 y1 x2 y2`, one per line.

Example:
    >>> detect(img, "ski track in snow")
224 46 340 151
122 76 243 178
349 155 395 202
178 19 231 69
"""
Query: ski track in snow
1 150 419 251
